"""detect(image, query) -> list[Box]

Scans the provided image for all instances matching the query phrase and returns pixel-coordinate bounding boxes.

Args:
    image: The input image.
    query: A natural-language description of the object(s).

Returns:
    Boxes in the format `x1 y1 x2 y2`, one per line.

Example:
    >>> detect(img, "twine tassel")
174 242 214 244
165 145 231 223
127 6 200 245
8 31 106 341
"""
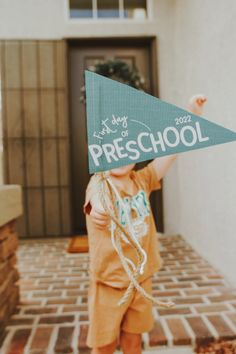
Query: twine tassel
97 172 175 309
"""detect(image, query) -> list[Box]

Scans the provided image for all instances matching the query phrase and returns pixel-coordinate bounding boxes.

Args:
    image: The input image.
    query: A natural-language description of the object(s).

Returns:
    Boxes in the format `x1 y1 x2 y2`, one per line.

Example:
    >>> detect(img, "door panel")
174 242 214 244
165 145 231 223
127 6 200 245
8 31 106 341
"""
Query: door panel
68 41 163 234
0 40 72 238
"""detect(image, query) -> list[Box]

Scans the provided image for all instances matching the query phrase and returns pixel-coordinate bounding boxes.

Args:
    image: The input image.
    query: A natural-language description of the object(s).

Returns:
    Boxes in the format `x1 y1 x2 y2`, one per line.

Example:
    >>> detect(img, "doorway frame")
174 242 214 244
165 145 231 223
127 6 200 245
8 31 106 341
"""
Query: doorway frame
66 36 164 233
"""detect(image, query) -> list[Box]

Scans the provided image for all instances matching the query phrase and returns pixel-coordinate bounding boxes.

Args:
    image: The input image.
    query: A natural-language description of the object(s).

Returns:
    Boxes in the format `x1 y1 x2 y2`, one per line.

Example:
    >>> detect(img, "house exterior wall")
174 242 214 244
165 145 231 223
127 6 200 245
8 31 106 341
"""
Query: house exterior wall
0 0 236 284
158 0 236 286
0 0 157 39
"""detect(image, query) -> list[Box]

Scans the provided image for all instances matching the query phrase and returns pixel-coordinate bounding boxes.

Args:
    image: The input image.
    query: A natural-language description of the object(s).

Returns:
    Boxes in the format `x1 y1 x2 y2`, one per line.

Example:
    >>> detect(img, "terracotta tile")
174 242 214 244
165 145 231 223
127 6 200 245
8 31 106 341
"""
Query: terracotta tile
24 307 57 315
184 288 214 296
6 317 34 326
207 315 236 340
78 324 89 351
79 314 89 321
46 298 77 305
153 290 181 297
195 304 229 313
149 320 167 346
30 326 53 351
6 328 31 354
158 307 192 316
186 317 214 345
178 276 203 282
39 315 74 324
54 326 74 353
227 313 236 327
208 294 236 303
165 283 192 289
173 297 204 305
63 305 88 312
196 281 224 287
166 318 191 345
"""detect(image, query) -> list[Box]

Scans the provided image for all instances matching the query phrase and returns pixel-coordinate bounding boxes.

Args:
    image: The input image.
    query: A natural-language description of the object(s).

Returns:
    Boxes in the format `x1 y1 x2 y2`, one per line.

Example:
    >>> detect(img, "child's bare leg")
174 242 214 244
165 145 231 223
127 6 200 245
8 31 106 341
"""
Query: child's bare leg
91 338 118 354
120 330 142 354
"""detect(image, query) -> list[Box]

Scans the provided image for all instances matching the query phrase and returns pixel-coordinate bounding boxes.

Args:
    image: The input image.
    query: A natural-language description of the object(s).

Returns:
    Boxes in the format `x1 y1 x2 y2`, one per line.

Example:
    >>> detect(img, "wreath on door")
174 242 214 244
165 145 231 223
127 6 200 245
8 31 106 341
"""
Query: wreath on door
80 59 146 103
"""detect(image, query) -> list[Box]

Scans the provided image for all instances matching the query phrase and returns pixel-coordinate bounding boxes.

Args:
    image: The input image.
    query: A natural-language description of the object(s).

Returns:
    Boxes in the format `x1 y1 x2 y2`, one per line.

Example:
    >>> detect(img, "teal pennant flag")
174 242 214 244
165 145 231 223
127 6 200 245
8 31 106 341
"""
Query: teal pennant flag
85 70 236 174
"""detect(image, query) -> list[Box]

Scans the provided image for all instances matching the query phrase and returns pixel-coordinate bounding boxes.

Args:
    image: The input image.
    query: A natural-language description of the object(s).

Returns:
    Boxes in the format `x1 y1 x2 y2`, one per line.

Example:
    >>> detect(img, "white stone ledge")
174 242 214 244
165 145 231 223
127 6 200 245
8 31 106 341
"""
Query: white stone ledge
0 185 23 227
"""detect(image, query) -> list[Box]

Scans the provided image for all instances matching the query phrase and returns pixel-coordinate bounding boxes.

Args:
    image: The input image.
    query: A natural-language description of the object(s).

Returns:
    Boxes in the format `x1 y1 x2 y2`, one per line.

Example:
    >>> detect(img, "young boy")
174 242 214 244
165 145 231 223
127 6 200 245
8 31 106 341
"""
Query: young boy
83 95 206 354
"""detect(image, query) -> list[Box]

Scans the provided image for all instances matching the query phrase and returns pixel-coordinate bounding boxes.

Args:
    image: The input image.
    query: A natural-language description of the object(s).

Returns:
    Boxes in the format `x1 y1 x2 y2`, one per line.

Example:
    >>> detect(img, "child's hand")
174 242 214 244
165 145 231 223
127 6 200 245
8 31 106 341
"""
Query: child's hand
90 196 111 230
188 94 207 116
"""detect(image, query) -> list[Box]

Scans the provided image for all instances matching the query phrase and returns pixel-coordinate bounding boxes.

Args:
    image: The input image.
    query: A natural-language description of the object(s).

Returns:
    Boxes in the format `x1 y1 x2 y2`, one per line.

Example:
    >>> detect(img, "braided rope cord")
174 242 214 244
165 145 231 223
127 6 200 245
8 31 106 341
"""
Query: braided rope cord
101 175 143 305
97 172 175 309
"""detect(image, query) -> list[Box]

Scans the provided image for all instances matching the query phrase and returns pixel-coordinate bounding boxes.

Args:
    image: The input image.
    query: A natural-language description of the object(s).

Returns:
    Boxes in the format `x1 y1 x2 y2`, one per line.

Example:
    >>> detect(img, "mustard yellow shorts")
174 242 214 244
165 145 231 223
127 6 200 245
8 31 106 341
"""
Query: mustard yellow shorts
86 276 154 348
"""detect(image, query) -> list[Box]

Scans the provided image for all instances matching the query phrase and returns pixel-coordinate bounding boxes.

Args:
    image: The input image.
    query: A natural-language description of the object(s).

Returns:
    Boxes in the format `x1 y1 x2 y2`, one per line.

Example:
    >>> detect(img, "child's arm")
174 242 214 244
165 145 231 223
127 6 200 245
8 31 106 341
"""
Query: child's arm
150 94 207 181
84 177 111 230
150 154 178 181
89 192 110 230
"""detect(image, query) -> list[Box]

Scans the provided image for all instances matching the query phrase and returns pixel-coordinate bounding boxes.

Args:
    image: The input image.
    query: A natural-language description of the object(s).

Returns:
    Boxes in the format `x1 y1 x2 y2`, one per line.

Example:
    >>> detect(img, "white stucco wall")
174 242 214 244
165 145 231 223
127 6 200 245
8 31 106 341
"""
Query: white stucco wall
0 0 236 284
0 0 158 39
158 0 236 285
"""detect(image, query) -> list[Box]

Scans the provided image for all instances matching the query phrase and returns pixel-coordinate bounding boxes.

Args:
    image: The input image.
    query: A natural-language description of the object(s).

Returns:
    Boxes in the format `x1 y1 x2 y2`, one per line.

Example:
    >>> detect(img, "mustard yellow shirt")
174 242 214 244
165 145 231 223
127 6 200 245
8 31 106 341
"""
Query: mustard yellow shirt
83 162 163 288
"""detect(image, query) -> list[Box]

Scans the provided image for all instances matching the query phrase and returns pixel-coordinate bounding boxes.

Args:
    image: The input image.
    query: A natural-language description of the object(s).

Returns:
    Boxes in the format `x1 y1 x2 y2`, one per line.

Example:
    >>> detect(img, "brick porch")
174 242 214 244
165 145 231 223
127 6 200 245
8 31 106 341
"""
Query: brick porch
1 234 236 354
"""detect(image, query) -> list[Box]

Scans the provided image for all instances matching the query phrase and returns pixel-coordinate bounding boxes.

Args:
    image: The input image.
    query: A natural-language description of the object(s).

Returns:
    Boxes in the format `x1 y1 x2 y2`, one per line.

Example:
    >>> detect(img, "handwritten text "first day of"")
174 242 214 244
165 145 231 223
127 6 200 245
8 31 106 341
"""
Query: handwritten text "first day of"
93 114 128 140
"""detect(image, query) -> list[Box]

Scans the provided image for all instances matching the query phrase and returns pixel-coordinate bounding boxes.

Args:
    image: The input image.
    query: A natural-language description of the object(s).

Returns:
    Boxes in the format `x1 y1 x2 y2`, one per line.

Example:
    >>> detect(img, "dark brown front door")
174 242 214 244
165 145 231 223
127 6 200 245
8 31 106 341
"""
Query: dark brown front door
68 39 163 234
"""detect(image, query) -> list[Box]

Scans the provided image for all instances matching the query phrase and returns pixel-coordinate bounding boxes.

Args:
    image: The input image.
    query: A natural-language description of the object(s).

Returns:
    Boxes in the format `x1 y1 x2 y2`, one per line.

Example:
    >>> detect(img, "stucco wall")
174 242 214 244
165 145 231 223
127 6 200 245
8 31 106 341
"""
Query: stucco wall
0 0 157 39
158 0 236 285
